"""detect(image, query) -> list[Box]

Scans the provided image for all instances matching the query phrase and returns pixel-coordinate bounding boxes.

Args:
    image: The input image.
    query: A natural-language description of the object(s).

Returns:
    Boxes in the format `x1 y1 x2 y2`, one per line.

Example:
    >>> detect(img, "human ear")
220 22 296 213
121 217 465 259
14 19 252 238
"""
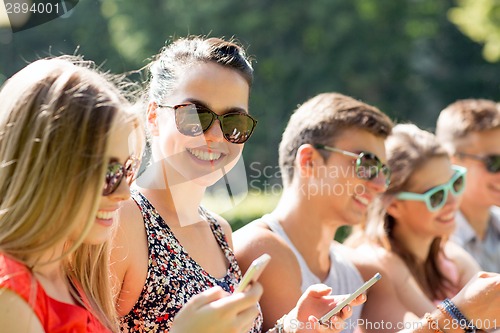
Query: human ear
386 199 403 220
147 102 159 136
296 144 320 177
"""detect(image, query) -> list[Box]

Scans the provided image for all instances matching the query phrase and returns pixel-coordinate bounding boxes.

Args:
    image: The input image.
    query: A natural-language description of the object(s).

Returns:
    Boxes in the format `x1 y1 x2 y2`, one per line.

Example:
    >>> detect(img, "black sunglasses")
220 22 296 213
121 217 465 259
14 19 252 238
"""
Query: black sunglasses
103 156 141 196
314 144 391 186
456 152 500 173
157 103 257 144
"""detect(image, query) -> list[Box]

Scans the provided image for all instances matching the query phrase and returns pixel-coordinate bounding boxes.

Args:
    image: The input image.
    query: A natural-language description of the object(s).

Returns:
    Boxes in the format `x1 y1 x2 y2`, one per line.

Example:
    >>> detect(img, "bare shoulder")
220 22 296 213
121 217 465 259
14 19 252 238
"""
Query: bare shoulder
346 243 411 287
112 197 147 263
233 220 298 273
444 241 481 285
444 240 478 264
234 220 303 330
111 196 149 316
0 288 45 333
341 246 422 331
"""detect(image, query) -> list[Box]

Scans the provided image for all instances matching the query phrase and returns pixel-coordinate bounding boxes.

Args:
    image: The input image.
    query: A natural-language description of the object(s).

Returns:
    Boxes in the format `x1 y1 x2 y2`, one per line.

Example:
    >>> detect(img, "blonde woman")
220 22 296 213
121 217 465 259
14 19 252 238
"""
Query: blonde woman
0 57 143 332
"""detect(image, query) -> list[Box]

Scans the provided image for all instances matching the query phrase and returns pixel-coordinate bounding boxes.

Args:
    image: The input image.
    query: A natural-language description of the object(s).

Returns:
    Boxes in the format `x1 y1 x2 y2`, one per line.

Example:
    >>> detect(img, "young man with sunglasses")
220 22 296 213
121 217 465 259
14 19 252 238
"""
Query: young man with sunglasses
234 92 393 332
235 94 500 333
436 99 500 273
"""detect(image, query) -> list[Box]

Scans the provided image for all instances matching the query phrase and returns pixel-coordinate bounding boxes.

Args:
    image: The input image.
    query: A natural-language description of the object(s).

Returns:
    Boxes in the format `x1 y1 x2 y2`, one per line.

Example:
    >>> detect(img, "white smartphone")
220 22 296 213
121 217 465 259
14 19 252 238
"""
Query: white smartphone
319 272 382 325
234 253 271 293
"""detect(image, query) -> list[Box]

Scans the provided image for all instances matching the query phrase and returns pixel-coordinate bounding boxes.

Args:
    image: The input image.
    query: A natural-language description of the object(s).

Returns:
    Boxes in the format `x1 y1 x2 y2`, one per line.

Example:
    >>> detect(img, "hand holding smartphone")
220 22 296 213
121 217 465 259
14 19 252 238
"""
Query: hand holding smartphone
318 272 382 325
234 253 271 293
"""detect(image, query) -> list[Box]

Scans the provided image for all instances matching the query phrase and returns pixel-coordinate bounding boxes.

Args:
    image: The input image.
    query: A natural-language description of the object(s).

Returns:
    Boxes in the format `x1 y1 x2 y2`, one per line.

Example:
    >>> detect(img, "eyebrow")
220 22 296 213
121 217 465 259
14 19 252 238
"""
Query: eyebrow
184 98 248 114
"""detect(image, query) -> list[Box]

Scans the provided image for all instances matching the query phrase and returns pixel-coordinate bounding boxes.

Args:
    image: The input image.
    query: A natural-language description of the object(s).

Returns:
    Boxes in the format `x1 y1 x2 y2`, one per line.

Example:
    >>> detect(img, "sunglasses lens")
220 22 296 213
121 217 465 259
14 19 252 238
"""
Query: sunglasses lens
429 189 446 210
221 114 256 144
124 158 140 185
356 154 388 183
486 155 500 173
103 162 124 196
174 104 256 143
175 105 211 136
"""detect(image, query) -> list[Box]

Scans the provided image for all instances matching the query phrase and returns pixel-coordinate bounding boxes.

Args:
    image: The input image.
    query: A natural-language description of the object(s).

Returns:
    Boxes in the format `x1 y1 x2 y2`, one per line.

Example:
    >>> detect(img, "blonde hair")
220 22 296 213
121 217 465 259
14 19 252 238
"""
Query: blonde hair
0 56 141 331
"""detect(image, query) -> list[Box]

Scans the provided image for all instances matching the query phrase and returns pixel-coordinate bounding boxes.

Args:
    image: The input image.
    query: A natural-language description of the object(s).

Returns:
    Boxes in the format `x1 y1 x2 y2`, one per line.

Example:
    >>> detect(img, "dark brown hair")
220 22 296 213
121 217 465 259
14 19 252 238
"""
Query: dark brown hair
147 36 253 103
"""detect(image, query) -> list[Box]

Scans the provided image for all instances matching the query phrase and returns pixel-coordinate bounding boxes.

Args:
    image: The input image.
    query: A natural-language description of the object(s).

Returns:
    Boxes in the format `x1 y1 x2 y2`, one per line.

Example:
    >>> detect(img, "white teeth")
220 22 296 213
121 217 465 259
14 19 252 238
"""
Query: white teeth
440 213 455 221
355 195 370 206
187 148 222 161
96 210 115 220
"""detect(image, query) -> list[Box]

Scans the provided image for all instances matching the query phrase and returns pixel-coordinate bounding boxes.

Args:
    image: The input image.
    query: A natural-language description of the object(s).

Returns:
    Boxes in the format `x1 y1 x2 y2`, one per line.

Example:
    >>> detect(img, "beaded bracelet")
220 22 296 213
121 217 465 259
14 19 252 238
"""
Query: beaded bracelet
439 298 477 333
424 313 444 333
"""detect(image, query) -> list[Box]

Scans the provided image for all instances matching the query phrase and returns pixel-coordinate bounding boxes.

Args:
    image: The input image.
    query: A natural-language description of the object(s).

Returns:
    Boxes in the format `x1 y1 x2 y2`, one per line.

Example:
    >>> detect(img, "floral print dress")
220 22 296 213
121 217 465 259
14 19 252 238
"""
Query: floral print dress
120 190 263 333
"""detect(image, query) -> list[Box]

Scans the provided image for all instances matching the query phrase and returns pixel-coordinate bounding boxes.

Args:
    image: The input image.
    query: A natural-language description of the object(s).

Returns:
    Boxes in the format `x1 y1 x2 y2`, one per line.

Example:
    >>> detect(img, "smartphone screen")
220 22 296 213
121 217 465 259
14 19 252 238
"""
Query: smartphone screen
234 253 271 293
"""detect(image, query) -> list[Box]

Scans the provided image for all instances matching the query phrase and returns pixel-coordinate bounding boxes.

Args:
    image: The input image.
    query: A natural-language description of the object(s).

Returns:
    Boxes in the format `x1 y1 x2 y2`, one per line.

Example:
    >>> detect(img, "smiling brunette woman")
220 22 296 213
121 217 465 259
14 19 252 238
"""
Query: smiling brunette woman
111 36 363 333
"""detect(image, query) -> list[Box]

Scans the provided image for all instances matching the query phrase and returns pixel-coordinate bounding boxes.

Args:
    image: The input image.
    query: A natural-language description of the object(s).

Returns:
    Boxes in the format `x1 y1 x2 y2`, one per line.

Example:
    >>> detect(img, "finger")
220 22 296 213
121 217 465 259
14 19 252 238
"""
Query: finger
211 282 263 313
349 293 366 306
308 314 346 332
303 284 333 297
477 271 497 278
236 304 260 333
338 304 352 320
187 286 228 310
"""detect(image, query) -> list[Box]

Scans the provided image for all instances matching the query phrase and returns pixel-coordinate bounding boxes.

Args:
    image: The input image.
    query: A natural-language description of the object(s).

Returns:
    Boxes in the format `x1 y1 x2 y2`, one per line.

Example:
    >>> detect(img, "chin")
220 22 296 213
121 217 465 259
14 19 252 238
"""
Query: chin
190 171 226 187
83 228 113 245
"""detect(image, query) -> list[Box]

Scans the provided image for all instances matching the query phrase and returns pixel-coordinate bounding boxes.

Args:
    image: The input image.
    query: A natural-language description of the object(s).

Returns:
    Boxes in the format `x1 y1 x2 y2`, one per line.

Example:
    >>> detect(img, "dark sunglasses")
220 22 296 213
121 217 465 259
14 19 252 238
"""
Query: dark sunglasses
314 144 391 186
157 103 257 144
396 165 467 212
456 152 500 173
102 156 141 196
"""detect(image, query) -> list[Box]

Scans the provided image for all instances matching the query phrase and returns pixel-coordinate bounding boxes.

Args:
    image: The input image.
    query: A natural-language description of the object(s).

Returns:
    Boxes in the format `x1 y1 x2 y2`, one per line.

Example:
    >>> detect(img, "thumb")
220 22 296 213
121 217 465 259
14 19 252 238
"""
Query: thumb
303 284 333 297
186 286 228 309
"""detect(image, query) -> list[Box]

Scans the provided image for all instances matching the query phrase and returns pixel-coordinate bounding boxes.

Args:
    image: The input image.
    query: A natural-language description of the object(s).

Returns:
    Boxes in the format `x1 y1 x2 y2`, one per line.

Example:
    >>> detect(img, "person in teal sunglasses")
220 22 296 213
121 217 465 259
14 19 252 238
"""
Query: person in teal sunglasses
346 124 483 324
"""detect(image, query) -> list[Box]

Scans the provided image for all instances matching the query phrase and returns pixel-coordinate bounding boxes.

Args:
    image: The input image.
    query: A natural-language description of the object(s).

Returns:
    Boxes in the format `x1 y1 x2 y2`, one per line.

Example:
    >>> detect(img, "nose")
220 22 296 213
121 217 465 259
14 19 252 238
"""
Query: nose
203 119 225 143
444 188 459 207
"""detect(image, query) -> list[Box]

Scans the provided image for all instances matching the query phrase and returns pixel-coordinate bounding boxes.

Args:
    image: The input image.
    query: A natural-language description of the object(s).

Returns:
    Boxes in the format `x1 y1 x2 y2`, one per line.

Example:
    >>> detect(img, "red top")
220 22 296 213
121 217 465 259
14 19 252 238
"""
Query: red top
0 253 112 333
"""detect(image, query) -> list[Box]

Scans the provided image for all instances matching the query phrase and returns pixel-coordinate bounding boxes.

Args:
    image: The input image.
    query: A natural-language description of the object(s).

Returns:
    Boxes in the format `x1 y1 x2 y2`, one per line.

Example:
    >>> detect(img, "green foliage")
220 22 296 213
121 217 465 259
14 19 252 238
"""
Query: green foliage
202 191 281 231
93 0 500 174
449 0 500 62
1 1 499 232
203 190 352 243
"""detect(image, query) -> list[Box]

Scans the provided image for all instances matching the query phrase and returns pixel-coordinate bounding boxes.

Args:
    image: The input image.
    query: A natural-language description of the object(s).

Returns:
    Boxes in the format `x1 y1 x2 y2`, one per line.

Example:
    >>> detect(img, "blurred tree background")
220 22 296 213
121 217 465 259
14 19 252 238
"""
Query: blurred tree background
1 0 499 232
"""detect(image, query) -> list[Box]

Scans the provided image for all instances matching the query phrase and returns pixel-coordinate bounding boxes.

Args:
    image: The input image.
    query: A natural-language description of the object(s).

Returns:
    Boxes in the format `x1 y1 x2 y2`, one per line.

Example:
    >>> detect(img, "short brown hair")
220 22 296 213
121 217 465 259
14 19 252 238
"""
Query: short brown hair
436 99 500 153
278 92 394 186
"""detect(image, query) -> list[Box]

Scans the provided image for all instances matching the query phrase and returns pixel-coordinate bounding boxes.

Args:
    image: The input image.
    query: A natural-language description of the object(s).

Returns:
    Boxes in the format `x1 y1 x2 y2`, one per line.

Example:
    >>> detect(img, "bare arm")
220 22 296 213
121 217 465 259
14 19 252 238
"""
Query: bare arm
234 222 304 331
110 198 149 316
0 289 45 333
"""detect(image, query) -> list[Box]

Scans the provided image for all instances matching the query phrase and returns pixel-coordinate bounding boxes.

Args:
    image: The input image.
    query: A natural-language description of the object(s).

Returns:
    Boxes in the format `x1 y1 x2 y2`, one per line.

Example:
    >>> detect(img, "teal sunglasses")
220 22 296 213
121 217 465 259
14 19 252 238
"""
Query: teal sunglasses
396 165 467 212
